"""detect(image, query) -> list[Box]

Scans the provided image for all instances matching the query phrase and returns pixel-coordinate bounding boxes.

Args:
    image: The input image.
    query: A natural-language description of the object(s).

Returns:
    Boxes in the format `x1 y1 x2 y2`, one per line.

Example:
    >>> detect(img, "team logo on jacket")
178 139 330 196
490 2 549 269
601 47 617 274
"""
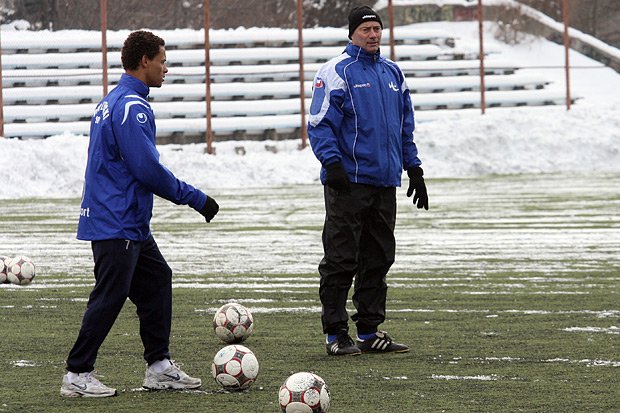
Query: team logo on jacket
310 77 326 116
388 81 399 92
136 112 148 123
93 101 109 124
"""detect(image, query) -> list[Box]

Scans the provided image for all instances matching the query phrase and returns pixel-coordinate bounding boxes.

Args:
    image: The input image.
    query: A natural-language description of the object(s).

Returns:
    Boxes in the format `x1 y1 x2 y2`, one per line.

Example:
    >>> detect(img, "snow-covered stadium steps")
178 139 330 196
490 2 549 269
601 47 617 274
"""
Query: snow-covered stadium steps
2 60 520 88
0 26 571 141
2 44 474 71
0 27 455 54
4 99 306 123
412 89 579 110
1 74 550 107
3 89 578 139
2 115 301 139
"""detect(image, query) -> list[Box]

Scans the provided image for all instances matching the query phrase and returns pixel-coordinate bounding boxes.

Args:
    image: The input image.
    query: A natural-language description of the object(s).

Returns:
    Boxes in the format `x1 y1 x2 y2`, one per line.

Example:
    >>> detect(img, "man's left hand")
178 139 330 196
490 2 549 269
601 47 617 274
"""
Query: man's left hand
406 166 428 210
199 196 220 222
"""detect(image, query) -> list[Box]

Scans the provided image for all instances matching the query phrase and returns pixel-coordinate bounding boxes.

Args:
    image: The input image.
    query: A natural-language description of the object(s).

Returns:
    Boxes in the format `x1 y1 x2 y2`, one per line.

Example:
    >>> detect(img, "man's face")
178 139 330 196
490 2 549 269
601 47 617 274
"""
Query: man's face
351 21 382 53
144 46 168 88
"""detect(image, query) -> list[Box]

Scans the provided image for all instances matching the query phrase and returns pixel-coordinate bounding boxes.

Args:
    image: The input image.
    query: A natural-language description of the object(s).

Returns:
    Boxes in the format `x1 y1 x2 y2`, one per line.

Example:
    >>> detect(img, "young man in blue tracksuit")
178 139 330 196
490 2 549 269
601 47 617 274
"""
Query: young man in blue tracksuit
308 6 429 356
61 31 219 397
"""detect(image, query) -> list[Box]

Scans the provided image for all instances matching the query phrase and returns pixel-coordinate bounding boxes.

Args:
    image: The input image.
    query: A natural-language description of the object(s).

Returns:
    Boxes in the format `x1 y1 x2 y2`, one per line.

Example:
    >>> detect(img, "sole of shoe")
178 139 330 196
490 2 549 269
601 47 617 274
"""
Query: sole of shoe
360 347 410 354
143 382 202 391
60 389 117 398
327 351 362 356
326 347 362 356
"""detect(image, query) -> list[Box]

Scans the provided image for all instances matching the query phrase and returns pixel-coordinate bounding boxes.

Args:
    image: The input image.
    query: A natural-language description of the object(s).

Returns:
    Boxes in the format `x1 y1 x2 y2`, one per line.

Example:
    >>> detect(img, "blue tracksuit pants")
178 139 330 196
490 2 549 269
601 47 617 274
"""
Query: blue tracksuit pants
66 236 172 373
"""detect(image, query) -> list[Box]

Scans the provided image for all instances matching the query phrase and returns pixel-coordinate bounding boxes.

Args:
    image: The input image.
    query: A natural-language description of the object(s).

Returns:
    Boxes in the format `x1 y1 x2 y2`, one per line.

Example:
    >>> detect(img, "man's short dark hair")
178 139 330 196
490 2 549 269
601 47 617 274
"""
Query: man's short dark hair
121 30 165 71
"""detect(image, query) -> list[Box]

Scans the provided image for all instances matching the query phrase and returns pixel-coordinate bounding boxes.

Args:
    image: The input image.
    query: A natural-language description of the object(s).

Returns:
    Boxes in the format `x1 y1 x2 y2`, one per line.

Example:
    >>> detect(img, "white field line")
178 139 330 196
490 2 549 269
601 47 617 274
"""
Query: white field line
10 360 38 367
435 356 620 368
196 306 323 314
4 303 618 319
431 374 499 381
544 358 620 367
561 326 620 335
14 356 618 370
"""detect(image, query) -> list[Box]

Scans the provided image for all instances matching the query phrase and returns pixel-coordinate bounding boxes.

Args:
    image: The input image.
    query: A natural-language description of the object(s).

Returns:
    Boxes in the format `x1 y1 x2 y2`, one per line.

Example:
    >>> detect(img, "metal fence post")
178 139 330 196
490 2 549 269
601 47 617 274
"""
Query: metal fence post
101 0 108 97
388 0 395 61
477 0 486 114
297 0 307 149
562 0 571 110
204 0 214 154
0 30 4 138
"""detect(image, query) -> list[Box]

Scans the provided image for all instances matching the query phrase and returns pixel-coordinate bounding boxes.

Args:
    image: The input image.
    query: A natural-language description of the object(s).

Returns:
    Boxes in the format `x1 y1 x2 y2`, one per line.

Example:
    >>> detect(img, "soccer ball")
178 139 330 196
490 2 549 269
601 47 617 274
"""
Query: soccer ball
5 256 36 286
278 372 331 413
211 344 259 391
0 256 8 283
213 302 254 343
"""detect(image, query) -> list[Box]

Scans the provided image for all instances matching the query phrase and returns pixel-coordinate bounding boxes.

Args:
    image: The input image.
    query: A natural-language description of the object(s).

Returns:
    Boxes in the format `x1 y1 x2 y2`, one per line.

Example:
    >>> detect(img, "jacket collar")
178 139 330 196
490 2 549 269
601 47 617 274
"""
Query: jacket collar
345 42 382 63
119 73 150 98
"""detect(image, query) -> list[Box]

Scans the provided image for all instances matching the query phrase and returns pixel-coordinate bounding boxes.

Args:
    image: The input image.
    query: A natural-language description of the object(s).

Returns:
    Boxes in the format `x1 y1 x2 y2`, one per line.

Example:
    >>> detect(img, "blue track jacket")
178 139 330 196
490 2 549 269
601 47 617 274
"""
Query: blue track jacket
77 73 207 241
308 43 421 187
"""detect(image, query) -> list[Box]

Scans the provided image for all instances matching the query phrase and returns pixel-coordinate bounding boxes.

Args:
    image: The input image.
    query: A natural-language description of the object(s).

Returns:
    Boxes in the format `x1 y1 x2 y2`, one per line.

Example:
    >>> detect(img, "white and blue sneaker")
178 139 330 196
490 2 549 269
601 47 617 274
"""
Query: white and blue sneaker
142 359 202 390
60 371 117 398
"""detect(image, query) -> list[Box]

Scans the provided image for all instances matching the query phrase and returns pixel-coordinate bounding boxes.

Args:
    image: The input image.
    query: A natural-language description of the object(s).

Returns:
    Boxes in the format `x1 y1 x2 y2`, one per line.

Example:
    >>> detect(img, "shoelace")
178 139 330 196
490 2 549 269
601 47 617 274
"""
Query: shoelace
168 360 184 370
337 334 355 347
369 332 393 350
378 331 393 343
83 371 106 386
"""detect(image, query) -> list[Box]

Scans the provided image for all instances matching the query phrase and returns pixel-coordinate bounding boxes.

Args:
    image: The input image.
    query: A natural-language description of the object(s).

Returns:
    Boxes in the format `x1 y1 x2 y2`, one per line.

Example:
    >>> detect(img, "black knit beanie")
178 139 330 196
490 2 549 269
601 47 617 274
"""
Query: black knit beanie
348 6 383 39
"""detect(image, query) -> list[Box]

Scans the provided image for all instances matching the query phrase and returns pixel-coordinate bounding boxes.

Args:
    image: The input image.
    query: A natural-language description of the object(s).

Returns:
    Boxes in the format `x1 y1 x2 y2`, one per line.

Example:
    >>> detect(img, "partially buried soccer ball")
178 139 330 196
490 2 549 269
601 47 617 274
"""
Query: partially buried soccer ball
213 302 254 343
0 256 9 283
211 344 259 391
6 256 36 286
278 372 331 413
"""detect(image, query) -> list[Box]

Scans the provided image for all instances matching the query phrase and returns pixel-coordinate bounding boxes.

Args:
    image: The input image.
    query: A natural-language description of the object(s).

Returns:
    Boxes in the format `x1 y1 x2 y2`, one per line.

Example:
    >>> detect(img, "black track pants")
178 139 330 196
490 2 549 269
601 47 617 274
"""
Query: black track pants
318 184 396 335
66 236 172 373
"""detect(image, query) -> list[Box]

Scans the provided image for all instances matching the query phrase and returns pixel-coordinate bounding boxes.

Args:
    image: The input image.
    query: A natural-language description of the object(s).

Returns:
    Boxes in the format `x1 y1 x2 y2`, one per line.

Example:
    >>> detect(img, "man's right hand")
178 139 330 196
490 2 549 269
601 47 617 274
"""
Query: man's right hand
325 162 351 193
199 196 219 223
406 166 428 210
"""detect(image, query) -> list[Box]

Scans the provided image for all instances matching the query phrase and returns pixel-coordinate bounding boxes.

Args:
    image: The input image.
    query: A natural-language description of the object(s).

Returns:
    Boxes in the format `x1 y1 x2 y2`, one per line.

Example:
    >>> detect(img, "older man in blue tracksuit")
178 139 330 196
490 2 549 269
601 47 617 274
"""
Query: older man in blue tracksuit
308 6 429 356
61 31 219 398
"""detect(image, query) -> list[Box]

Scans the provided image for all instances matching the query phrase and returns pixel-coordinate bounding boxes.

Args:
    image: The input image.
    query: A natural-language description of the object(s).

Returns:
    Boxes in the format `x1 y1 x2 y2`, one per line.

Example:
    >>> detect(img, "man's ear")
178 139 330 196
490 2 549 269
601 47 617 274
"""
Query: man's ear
139 55 149 68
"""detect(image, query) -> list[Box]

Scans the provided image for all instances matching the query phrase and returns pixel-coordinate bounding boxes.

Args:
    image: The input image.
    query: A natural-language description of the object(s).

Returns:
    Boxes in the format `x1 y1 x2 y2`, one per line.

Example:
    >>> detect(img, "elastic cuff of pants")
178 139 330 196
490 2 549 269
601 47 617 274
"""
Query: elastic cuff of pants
356 326 378 336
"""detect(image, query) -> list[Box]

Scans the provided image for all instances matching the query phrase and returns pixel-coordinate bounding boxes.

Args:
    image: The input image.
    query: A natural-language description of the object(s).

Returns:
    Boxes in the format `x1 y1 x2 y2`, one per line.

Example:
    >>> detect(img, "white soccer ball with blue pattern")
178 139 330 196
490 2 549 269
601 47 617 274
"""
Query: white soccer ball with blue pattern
278 372 331 413
211 344 259 391
213 302 254 343
6 256 36 286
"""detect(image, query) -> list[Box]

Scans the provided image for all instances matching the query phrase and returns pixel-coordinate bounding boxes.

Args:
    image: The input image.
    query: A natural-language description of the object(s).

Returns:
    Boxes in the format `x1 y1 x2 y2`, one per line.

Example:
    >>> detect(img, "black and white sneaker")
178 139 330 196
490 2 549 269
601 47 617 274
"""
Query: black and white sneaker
356 331 409 353
326 334 362 356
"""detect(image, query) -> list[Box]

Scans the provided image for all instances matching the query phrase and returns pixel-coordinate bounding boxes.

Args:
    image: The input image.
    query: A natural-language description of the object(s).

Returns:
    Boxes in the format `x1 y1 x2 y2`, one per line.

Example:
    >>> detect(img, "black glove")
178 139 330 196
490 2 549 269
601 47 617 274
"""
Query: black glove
406 166 428 210
199 196 219 223
325 162 351 193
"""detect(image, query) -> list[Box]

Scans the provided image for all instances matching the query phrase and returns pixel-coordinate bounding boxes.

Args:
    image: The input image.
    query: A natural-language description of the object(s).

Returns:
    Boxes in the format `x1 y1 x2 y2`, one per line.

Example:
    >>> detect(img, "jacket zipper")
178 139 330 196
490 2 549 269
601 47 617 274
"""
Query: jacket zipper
373 57 391 184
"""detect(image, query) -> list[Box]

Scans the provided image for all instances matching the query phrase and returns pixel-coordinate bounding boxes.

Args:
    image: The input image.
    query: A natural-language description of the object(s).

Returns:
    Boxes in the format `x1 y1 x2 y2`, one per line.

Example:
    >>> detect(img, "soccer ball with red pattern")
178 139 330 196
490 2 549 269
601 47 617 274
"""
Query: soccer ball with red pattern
213 302 254 343
278 372 331 413
5 256 36 286
211 344 259 391
0 256 9 283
